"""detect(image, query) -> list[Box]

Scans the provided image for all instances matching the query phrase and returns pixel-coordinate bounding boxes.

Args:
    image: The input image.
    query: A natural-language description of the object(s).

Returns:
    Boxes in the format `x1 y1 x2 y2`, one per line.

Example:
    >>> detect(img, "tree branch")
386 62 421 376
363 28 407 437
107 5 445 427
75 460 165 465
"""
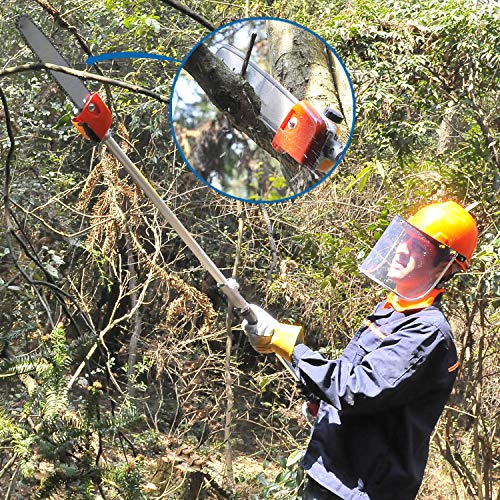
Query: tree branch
1 86 56 327
31 0 114 107
260 206 278 282
159 0 216 31
183 43 298 171
125 235 142 398
0 87 15 227
33 0 99 58
223 203 245 486
0 63 168 103
241 33 257 78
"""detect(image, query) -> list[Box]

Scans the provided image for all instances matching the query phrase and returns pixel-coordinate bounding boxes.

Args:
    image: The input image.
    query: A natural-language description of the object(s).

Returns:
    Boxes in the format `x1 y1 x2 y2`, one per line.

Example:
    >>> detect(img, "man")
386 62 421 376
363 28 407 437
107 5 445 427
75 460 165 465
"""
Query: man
242 201 478 500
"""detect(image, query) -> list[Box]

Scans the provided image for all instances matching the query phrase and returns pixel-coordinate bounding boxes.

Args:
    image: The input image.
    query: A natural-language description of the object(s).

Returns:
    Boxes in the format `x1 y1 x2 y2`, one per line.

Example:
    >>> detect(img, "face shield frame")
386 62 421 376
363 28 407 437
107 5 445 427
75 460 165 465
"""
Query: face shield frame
360 215 463 301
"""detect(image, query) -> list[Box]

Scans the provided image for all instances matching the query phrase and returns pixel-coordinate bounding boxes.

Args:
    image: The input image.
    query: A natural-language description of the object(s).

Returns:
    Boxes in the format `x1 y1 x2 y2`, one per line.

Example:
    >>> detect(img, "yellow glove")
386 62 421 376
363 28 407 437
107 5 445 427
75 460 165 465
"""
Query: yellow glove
241 305 304 362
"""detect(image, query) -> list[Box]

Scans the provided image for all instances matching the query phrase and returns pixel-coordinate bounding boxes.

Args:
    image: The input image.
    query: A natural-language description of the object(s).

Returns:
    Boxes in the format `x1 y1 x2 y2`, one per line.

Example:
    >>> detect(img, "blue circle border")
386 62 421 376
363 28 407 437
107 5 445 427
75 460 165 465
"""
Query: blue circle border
169 16 357 205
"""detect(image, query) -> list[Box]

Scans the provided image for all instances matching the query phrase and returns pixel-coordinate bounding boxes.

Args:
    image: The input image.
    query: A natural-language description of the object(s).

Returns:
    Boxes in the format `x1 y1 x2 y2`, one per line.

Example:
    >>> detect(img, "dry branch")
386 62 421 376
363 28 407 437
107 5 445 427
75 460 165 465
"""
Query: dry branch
0 63 168 103
159 0 216 31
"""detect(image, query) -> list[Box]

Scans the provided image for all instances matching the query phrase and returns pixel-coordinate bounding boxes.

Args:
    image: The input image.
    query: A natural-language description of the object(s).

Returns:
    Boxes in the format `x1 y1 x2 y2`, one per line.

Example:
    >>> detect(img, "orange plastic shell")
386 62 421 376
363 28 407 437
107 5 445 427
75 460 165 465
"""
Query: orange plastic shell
408 201 478 270
71 92 112 142
317 158 334 173
271 100 326 166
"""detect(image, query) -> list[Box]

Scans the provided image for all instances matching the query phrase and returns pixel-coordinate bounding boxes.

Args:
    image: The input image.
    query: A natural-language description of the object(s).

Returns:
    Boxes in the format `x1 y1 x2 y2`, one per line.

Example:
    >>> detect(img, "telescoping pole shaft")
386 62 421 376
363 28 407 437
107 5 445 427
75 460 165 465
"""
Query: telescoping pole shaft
103 133 253 317
103 133 298 379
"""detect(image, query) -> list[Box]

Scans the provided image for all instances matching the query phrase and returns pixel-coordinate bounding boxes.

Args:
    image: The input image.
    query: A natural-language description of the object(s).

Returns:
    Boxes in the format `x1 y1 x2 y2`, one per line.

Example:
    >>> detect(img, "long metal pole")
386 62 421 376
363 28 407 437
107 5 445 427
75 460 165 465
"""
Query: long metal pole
103 133 252 314
103 132 299 378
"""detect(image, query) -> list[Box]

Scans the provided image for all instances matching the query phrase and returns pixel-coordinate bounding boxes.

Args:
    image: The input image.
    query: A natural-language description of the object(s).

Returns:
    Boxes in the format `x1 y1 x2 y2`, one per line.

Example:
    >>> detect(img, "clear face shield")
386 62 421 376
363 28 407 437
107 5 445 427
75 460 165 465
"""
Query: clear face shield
360 216 459 301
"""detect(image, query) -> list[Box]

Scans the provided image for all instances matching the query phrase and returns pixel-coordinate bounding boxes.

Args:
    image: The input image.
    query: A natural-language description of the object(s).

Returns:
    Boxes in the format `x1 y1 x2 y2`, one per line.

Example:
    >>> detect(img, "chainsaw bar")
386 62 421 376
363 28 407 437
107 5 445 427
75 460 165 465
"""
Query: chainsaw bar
16 15 91 110
214 44 343 172
215 44 297 133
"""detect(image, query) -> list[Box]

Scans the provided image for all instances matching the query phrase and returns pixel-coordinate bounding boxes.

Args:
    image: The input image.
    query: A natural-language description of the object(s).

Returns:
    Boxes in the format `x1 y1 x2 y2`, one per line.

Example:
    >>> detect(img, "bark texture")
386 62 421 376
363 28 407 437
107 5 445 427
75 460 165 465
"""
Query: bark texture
332 54 354 140
267 22 337 106
267 21 345 190
437 103 465 155
183 43 307 188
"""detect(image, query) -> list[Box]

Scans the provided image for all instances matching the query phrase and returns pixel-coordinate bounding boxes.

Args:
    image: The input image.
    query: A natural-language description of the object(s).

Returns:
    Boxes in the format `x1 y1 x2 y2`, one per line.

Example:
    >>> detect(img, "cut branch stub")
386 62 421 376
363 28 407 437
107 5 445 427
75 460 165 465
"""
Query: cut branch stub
184 44 261 126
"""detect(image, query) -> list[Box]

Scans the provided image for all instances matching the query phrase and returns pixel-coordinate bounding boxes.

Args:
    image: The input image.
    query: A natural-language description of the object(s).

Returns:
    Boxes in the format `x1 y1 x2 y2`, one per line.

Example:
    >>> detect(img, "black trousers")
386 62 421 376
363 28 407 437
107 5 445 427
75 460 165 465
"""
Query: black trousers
302 476 343 500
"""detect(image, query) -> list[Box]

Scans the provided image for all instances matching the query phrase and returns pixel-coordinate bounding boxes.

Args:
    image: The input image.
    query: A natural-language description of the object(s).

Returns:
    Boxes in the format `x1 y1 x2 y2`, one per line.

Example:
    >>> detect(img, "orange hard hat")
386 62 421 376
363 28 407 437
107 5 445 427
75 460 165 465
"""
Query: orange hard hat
408 201 478 271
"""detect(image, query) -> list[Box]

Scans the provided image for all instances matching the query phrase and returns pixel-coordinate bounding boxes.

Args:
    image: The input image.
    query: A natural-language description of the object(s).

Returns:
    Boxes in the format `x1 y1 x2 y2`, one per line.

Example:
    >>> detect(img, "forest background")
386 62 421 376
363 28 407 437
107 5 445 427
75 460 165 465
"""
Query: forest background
0 0 498 498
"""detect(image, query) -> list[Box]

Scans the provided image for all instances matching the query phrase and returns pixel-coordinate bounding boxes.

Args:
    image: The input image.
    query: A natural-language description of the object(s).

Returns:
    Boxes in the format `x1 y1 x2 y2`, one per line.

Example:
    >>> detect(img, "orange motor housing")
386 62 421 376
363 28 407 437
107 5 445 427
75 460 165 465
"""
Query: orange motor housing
71 92 112 142
271 100 326 166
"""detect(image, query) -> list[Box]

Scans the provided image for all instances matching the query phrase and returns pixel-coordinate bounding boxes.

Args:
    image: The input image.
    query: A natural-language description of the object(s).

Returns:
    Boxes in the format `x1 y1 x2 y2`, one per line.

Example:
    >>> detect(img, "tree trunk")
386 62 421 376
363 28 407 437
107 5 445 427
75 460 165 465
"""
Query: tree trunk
437 103 464 155
267 21 338 108
332 54 354 140
266 21 345 190
126 235 141 398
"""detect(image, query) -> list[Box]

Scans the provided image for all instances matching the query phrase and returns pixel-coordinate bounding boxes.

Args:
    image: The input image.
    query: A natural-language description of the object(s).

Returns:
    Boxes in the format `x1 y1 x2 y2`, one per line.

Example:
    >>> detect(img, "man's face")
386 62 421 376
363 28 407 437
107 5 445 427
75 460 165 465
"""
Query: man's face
360 215 457 300
387 232 441 292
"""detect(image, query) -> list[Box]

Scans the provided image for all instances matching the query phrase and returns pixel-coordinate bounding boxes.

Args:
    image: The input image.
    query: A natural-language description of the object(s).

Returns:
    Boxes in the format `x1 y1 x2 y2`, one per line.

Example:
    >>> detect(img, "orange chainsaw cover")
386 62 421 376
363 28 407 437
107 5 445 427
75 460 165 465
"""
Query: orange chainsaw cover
72 92 112 142
272 100 326 166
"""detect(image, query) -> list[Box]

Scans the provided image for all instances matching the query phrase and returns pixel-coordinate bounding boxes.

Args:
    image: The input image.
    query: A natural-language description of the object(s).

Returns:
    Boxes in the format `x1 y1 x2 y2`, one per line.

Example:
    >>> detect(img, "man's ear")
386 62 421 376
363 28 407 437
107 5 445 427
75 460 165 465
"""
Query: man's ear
436 262 460 287
433 260 450 277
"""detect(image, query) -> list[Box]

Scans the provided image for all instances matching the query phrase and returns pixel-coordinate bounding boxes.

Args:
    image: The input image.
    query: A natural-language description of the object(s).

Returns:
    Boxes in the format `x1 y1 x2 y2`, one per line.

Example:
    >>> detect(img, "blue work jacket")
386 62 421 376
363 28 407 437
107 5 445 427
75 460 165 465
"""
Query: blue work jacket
292 296 459 500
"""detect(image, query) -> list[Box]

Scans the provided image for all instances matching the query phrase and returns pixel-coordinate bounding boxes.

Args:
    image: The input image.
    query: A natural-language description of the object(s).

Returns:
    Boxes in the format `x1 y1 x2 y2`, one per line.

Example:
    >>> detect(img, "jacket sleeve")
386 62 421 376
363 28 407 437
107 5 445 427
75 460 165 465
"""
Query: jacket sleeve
292 318 453 414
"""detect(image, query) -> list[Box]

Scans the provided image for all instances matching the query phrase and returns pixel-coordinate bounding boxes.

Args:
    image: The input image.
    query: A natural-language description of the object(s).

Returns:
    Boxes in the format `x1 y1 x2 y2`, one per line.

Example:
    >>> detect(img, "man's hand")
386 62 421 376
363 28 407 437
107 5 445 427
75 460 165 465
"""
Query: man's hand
241 304 304 361
297 381 320 422
241 305 279 353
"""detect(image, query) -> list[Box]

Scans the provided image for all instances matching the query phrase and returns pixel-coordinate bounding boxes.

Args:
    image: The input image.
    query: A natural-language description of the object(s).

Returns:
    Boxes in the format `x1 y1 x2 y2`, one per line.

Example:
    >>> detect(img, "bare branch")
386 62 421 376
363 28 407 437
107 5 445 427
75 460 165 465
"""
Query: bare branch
159 0 216 31
241 33 257 77
0 62 168 103
31 0 114 106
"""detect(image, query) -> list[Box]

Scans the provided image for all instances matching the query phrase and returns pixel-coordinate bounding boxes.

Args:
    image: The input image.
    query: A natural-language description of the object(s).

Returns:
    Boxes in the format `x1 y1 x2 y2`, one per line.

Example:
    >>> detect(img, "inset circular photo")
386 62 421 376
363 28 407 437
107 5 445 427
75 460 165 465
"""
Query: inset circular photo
170 17 355 203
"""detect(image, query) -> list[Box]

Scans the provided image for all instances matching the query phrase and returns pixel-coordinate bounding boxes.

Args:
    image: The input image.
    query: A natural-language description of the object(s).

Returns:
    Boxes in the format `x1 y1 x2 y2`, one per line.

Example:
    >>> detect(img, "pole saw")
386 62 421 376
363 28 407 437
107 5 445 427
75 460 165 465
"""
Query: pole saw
214 44 344 174
16 15 299 380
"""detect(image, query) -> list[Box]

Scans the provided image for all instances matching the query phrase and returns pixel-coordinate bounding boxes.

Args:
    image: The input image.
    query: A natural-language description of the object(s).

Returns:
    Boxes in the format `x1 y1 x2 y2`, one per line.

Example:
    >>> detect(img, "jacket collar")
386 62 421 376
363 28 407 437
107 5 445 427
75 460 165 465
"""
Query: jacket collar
384 288 444 312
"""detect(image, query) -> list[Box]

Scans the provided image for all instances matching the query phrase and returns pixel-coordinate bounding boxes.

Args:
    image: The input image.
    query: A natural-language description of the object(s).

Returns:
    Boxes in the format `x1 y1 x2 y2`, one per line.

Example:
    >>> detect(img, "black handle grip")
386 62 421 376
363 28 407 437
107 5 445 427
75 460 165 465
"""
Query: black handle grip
239 306 258 325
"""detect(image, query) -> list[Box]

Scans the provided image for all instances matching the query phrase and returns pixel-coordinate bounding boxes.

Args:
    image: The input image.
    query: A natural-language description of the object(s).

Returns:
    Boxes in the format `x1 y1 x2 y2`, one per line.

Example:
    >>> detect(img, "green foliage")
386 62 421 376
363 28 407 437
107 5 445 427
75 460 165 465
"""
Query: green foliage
105 457 147 500
254 450 305 499
345 160 386 193
0 356 51 379
320 0 497 194
0 324 147 497
0 0 497 498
